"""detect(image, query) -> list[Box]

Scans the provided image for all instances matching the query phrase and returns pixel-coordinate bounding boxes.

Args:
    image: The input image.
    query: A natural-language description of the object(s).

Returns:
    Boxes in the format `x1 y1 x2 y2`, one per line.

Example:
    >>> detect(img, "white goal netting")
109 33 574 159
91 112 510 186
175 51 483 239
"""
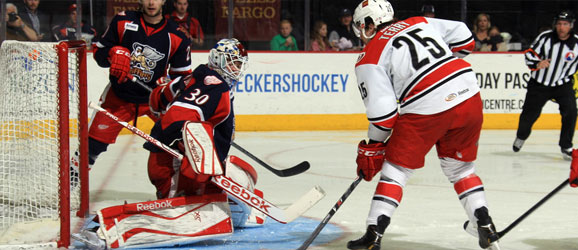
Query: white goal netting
0 41 86 246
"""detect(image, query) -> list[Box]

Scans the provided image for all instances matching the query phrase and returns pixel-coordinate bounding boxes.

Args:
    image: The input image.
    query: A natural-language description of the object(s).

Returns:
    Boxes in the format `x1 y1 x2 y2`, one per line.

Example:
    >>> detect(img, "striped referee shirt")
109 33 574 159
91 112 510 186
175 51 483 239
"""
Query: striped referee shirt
525 30 578 86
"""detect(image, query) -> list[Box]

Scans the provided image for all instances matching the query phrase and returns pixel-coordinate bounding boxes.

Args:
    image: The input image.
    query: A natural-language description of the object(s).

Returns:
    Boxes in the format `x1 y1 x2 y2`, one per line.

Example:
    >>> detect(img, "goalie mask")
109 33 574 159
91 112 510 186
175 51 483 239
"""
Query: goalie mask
352 0 395 39
208 38 249 87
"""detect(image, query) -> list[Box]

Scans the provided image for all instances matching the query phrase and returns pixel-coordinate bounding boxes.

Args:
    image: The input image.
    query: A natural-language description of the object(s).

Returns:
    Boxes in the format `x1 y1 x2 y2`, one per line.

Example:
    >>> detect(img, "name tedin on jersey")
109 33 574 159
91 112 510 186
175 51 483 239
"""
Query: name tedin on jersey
129 43 165 82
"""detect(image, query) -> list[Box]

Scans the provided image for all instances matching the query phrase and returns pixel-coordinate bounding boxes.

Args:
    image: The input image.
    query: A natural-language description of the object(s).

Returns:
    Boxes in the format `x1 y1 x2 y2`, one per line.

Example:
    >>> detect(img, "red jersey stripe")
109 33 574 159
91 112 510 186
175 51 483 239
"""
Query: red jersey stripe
403 58 471 102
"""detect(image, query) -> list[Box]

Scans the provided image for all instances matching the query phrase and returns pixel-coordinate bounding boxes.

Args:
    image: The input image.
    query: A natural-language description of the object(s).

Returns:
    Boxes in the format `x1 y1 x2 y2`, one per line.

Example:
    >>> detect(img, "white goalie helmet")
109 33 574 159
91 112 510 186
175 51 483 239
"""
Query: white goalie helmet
208 38 248 86
352 0 395 39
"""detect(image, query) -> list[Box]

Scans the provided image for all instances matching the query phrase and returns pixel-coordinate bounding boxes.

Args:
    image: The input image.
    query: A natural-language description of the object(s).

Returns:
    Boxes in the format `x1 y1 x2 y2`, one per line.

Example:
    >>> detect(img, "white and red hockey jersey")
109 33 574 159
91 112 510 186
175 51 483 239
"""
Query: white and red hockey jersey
355 17 478 130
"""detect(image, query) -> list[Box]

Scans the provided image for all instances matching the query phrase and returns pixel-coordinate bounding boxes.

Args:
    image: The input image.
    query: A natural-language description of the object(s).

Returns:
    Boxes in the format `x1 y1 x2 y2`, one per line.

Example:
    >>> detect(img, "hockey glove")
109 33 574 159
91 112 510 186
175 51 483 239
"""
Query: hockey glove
108 46 131 83
356 140 387 182
570 149 578 188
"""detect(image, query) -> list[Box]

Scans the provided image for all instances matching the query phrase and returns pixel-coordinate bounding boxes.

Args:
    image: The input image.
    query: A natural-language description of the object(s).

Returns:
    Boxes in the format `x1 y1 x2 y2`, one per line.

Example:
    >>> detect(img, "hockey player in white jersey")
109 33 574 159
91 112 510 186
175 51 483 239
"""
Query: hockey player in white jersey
348 1 500 249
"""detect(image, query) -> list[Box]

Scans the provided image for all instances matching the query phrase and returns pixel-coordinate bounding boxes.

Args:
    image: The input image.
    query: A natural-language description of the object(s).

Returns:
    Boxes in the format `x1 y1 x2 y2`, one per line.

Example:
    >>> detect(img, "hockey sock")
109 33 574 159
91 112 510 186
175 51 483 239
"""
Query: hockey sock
88 137 109 165
454 174 488 226
367 162 412 226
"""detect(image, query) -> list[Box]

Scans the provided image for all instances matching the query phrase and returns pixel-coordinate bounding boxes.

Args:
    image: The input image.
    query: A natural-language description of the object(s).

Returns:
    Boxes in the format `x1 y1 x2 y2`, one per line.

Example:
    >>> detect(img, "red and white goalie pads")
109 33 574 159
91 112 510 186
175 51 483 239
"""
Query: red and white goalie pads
182 121 223 176
95 194 233 249
225 155 266 227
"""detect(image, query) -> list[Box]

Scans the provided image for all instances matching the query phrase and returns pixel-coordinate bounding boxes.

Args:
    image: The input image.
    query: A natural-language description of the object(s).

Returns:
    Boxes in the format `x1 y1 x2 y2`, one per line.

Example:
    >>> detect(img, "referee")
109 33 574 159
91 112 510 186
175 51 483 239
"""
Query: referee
513 10 578 160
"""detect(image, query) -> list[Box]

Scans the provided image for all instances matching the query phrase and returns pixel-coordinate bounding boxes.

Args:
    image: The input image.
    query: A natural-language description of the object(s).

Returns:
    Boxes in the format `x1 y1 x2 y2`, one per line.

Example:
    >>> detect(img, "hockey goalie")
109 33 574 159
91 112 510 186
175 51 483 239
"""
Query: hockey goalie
75 38 267 249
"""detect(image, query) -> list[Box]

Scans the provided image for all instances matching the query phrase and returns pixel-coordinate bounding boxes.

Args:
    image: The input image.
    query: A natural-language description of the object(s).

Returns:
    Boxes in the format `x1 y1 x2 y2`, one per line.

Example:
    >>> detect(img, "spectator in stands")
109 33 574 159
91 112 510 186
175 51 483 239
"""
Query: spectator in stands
166 0 204 49
329 8 362 51
310 20 336 51
270 19 298 51
472 13 507 51
18 0 51 41
5 3 39 41
421 4 435 18
52 4 97 44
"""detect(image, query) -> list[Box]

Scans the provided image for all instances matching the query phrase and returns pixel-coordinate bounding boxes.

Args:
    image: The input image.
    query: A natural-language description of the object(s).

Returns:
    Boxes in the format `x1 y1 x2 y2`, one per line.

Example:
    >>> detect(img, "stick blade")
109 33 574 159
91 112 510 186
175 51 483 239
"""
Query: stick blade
278 161 310 177
282 185 326 223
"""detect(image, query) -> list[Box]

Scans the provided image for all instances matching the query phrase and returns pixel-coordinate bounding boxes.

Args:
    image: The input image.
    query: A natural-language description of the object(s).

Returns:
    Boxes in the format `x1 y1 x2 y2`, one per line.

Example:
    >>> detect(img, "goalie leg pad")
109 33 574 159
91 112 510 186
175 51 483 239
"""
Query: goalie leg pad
225 155 266 227
96 194 233 249
182 121 224 176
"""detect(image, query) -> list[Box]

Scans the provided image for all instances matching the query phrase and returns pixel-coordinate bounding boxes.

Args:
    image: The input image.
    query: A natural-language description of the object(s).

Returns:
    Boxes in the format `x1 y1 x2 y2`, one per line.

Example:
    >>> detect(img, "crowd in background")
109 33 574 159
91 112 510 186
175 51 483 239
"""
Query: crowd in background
2 0 577 52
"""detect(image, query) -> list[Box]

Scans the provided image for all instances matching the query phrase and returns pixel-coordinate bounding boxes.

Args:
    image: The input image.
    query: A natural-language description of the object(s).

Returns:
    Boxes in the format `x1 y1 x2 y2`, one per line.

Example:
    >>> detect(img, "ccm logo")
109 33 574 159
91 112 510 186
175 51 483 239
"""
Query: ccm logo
136 200 173 211
214 176 271 213
358 148 385 157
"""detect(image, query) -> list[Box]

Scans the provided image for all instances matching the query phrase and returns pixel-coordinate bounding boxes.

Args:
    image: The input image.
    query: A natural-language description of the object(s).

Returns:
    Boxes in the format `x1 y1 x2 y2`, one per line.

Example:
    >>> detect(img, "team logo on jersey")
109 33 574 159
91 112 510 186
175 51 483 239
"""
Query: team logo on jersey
204 75 223 85
357 52 366 63
565 52 575 61
129 43 166 82
445 93 457 101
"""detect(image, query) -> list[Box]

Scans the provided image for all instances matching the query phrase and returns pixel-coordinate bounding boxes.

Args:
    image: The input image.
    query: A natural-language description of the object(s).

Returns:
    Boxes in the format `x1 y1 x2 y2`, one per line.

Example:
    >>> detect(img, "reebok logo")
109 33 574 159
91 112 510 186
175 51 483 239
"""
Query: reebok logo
213 176 271 213
136 200 173 212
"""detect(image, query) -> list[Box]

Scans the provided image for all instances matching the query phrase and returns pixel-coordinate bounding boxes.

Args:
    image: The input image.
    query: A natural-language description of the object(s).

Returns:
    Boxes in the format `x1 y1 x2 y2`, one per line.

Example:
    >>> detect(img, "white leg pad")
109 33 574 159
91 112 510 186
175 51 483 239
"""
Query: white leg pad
96 194 233 249
225 155 266 227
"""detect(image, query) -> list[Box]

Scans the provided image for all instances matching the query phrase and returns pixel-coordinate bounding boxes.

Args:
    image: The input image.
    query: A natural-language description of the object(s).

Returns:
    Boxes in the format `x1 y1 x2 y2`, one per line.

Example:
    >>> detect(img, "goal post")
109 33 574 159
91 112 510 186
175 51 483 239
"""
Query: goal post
0 40 89 248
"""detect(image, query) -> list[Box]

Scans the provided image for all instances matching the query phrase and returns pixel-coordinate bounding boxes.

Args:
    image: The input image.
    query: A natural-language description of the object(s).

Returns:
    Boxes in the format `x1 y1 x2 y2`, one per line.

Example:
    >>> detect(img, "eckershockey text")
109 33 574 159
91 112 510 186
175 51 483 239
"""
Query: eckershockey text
234 73 349 93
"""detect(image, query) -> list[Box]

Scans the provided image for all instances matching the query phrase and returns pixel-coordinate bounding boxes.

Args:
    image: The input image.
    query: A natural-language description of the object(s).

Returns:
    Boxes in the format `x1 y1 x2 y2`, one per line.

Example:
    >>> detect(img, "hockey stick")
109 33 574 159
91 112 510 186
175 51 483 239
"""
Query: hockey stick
497 179 569 238
128 74 153 92
88 101 325 224
297 174 364 250
231 142 310 177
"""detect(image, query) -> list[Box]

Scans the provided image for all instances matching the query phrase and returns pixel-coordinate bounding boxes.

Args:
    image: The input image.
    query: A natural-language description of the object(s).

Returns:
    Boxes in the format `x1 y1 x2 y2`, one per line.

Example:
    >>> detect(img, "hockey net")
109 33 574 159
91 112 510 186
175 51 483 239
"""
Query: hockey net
0 41 89 248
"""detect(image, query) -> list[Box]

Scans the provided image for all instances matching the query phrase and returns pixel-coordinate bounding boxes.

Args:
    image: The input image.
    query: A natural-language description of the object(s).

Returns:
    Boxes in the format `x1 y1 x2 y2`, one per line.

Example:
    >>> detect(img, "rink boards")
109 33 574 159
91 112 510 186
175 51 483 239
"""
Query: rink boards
84 52 576 131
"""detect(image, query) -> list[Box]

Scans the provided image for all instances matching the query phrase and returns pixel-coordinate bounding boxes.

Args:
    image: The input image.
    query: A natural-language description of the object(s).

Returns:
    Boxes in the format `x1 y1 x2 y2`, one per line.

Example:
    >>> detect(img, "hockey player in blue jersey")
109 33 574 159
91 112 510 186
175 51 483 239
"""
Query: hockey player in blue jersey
87 0 192 168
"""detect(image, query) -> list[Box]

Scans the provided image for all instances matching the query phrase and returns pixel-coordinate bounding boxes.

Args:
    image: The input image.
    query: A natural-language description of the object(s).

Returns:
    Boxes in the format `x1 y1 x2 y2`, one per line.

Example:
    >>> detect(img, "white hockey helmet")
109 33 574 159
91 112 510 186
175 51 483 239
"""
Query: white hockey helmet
208 38 248 85
352 0 395 39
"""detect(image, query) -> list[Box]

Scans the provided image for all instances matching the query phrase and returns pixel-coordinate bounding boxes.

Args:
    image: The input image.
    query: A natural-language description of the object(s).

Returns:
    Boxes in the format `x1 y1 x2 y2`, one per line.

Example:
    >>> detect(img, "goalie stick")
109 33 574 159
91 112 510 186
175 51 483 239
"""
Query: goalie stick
297 174 364 250
88 102 325 224
231 142 310 177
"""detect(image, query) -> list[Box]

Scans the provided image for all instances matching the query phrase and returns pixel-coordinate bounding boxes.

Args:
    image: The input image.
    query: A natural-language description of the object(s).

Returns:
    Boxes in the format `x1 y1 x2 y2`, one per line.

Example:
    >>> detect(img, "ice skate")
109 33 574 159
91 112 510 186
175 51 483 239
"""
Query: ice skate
72 226 106 250
347 215 390 250
512 138 524 152
470 207 501 250
561 148 572 161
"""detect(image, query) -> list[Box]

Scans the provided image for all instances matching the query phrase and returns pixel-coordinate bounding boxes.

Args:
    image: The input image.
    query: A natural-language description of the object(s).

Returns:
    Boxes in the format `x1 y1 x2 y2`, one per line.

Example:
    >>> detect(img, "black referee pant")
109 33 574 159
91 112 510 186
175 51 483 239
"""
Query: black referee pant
516 78 577 149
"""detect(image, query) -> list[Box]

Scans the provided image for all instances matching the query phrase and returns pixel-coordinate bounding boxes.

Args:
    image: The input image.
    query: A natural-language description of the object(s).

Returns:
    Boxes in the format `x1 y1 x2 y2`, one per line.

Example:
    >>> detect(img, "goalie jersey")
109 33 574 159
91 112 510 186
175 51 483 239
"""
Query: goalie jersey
94 11 192 104
144 64 233 162
355 17 478 130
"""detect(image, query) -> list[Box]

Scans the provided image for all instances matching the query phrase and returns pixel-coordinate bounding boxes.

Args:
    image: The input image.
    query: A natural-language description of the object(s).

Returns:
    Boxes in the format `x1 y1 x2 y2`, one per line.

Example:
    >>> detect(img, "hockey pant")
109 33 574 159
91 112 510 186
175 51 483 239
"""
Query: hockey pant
88 84 157 165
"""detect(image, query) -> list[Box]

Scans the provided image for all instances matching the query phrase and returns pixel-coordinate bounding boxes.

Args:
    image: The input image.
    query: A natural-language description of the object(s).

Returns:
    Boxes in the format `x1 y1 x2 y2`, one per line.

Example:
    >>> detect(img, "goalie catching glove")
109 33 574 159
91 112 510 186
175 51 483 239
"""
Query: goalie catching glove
356 140 387 181
570 149 578 188
108 46 131 83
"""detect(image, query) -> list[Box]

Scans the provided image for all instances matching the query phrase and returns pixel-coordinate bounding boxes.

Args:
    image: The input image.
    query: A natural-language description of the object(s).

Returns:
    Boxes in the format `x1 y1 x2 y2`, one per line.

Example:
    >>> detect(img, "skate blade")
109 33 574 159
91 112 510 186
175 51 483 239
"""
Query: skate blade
485 241 501 250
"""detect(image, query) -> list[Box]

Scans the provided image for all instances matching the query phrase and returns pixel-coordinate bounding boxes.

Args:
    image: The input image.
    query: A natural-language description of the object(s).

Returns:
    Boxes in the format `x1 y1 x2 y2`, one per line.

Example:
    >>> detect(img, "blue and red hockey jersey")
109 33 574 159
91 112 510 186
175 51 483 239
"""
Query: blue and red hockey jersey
144 64 234 163
94 11 192 104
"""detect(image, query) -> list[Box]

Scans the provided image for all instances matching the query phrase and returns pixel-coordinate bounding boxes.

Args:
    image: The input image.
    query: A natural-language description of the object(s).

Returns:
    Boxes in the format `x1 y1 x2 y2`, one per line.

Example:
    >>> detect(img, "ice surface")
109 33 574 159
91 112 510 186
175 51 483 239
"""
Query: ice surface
80 130 578 250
